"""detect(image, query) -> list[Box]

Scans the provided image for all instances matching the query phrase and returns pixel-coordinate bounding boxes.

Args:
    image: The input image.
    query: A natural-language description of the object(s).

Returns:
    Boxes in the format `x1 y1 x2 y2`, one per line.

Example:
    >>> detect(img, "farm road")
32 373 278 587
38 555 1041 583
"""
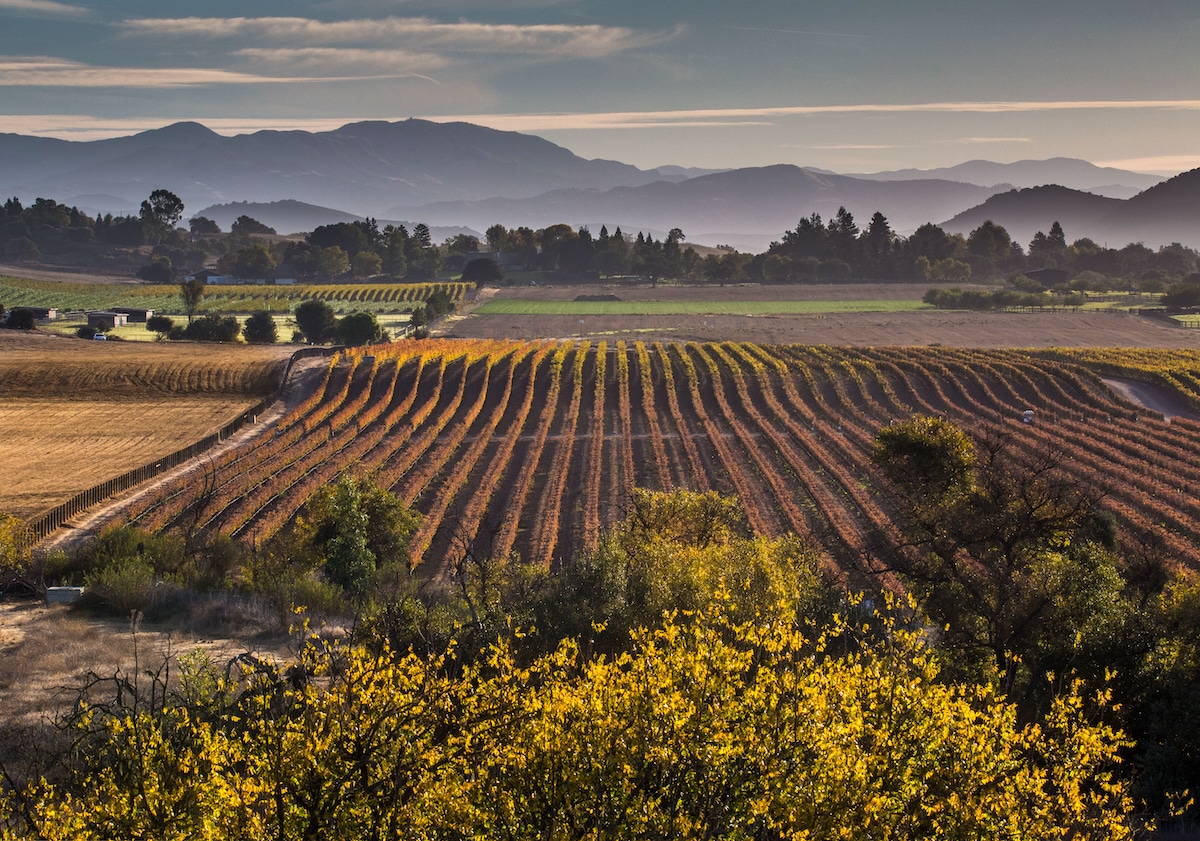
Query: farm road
1101 377 1200 421
38 355 332 555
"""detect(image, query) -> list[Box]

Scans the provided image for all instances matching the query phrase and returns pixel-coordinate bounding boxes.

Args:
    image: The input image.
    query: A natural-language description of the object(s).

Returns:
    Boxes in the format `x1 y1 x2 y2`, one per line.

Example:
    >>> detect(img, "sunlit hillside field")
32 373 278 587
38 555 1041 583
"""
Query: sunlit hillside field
95 338 1200 585
0 331 290 519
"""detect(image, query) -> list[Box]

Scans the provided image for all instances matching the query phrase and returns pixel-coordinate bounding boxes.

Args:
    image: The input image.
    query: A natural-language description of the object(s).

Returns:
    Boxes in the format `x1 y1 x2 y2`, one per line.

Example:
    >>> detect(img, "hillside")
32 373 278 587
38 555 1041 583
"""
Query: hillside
942 172 1200 249
940 185 1123 246
1102 167 1200 245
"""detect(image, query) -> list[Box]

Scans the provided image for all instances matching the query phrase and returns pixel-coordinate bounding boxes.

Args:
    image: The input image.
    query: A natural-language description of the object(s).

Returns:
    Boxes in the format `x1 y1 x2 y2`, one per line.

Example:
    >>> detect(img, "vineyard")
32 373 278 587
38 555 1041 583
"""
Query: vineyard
99 340 1200 581
0 276 471 315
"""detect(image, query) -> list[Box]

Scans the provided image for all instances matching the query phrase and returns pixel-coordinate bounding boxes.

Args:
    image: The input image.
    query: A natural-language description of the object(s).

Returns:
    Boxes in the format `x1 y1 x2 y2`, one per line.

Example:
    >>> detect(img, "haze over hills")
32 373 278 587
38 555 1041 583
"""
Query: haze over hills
0 119 1193 252
848 158 1164 200
941 186 1124 248
390 166 996 252
195 199 475 242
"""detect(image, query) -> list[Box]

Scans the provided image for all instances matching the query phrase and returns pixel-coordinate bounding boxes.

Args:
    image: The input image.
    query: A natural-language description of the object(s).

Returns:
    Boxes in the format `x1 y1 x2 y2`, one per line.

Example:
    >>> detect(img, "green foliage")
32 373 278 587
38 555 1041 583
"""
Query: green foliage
184 313 240 342
370 488 835 663
873 420 1130 705
229 215 275 236
81 555 159 616
139 189 184 242
2 307 35 329
228 242 277 278
188 216 220 235
302 475 420 597
874 414 976 503
179 277 204 323
136 257 174 283
460 256 504 284
241 309 277 344
145 314 173 336
334 310 382 346
293 298 335 343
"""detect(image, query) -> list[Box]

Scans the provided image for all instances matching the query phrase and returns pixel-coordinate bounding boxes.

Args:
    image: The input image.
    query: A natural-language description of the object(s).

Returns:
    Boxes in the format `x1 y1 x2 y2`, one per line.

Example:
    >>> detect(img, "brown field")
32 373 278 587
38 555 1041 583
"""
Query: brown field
0 331 292 519
444 282 1200 348
0 261 139 285
92 341 1200 588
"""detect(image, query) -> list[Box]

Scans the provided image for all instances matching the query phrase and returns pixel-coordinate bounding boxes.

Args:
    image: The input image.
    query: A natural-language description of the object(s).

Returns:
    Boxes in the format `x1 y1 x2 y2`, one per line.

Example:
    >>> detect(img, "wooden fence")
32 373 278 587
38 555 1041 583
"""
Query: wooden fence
27 346 341 543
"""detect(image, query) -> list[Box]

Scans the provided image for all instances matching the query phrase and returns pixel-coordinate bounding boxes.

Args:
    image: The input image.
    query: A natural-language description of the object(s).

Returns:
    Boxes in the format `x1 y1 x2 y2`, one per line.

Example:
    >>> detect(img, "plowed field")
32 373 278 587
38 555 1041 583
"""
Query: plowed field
96 339 1200 583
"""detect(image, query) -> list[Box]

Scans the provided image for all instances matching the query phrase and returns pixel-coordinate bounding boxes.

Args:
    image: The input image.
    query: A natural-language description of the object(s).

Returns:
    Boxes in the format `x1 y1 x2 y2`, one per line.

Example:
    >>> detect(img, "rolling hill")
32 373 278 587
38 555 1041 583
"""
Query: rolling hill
941 169 1200 249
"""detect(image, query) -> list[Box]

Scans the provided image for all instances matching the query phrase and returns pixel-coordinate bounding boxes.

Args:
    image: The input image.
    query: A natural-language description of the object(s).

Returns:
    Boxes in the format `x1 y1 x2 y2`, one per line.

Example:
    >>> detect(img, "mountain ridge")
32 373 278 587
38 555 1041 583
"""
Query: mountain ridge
0 119 1193 250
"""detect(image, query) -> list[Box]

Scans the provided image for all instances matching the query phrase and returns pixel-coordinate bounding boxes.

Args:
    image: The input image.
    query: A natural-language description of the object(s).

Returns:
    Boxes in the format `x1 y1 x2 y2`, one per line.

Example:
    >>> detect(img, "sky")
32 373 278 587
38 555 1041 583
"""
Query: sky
3 0 1200 176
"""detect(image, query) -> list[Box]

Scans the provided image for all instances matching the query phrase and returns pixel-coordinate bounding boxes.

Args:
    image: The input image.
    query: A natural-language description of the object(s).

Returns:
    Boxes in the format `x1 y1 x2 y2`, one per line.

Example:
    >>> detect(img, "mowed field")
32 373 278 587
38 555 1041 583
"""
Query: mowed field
446 283 1200 348
93 339 1200 587
0 331 291 519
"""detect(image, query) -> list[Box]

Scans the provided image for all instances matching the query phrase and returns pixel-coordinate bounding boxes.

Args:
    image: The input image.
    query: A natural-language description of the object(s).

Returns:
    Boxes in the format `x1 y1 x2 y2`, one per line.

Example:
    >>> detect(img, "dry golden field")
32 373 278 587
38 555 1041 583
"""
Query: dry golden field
0 331 291 519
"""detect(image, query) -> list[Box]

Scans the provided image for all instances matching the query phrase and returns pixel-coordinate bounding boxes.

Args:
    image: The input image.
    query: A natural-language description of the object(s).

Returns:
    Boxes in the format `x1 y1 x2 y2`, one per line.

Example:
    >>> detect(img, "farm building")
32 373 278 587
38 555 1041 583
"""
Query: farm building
87 311 128 329
186 267 295 285
9 306 57 320
110 306 153 322
186 269 238 285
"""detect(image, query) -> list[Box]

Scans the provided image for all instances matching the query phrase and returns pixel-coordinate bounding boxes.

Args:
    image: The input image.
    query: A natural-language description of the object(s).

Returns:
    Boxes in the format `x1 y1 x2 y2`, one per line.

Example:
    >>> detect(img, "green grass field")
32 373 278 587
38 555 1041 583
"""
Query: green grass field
475 299 931 316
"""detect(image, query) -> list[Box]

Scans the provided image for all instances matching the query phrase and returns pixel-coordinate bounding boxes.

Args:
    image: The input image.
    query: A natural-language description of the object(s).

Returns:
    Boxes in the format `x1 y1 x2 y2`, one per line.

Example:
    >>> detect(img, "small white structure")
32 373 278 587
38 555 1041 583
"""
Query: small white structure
1023 409 1035 424
46 586 84 604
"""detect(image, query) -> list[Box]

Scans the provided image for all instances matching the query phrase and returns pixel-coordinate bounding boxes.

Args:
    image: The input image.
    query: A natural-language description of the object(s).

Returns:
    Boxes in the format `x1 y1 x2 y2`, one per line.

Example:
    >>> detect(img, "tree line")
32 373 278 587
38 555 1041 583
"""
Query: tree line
4 189 1198 293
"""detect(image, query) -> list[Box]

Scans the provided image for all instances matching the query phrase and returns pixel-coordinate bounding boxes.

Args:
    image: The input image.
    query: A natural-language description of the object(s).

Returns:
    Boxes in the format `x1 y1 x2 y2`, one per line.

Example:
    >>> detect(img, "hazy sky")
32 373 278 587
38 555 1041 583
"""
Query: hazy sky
3 0 1199 175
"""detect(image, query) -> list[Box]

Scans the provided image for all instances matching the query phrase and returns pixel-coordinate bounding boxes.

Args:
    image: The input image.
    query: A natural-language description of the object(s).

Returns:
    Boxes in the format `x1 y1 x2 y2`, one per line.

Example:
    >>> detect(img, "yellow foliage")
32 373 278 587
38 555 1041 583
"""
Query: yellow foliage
1 604 1137 840
0 513 32 574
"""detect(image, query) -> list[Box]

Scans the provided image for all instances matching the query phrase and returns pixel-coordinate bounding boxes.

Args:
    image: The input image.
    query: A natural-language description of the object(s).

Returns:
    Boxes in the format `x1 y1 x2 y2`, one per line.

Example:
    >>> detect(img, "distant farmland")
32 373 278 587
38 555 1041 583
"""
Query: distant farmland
474 299 929 316
0 276 471 315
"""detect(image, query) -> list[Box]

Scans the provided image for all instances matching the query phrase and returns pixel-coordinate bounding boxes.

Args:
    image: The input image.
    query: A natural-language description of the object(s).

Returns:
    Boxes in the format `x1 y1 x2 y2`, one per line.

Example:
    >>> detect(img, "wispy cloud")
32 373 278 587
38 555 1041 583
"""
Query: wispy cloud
1095 154 1200 174
425 100 1200 132
948 137 1034 144
0 56 402 87
728 26 868 39
0 0 89 17
807 144 897 150
234 47 445 77
119 16 678 59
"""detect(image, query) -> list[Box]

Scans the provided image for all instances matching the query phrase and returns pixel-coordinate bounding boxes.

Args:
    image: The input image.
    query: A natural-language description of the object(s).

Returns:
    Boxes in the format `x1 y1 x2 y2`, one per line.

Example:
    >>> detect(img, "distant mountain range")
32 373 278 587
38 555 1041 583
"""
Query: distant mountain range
0 119 1190 252
844 159 1164 200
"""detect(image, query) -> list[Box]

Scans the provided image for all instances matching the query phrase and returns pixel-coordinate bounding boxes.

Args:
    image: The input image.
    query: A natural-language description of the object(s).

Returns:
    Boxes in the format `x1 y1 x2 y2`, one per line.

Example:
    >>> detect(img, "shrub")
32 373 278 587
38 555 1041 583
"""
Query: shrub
242 310 278 344
81 556 158 615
